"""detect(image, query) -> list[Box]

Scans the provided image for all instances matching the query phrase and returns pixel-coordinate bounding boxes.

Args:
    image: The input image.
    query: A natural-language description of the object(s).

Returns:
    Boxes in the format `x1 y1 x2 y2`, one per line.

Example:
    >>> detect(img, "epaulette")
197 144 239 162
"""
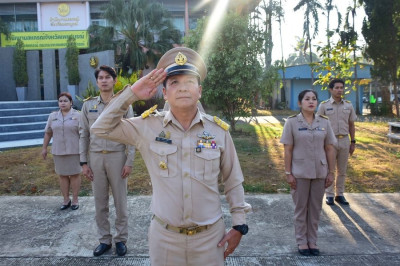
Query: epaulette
321 100 329 103
203 114 230 131
83 96 96 102
288 114 297 119
345 100 351 103
319 114 329 119
141 104 158 119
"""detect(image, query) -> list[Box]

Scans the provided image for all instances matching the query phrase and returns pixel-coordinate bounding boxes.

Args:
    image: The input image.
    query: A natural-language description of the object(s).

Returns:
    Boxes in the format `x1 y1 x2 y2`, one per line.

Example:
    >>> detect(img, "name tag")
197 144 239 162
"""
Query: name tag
327 108 333 111
298 128 308 131
89 110 98 112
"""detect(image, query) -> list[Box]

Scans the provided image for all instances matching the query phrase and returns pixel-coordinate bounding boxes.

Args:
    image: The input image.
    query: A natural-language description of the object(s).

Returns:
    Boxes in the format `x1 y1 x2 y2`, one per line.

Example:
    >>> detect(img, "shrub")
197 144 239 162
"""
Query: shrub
65 35 80 85
13 39 28 87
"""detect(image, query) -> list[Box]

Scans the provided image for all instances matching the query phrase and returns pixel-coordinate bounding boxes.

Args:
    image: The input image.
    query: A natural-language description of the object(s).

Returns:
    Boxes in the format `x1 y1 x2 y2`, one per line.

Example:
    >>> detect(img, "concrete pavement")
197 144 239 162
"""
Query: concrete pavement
1 193 400 265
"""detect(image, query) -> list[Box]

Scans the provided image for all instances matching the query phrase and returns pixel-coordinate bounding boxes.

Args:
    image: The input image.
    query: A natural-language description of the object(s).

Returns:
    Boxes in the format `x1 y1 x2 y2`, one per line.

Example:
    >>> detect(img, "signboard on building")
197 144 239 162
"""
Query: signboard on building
1 31 89 50
39 2 89 31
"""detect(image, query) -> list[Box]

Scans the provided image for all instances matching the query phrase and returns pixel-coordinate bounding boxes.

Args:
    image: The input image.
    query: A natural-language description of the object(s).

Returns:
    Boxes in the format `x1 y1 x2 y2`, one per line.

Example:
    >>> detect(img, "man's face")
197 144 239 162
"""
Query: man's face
163 74 202 110
330 82 344 99
96 70 116 93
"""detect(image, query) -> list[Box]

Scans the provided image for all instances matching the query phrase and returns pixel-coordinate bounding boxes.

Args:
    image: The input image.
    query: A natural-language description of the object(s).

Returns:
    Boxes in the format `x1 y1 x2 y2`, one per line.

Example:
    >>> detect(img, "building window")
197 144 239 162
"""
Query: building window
0 3 38 32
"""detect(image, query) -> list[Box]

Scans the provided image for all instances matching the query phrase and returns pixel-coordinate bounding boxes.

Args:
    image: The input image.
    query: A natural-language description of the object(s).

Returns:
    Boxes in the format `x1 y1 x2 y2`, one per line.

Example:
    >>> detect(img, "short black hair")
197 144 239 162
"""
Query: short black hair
329 78 345 89
94 65 117 80
298 89 318 102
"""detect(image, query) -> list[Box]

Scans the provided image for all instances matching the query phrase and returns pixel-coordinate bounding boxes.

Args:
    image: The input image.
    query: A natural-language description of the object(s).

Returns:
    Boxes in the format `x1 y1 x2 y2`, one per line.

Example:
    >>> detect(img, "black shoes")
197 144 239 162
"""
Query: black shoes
335 196 350 205
326 197 335 205
60 200 71 210
71 204 79 210
309 248 320 256
298 247 310 256
116 242 127 256
93 243 112 256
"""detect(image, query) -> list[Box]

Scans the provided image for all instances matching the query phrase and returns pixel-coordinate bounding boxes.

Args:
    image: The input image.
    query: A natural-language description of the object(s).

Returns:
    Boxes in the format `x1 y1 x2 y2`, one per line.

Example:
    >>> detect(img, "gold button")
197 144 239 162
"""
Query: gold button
185 215 189 219
184 152 188 157
184 172 189 177
185 194 189 198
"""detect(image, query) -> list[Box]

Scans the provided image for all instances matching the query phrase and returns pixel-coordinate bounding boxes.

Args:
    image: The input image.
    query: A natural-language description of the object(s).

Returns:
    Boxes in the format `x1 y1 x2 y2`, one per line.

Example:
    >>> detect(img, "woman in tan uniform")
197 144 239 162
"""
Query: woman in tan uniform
280 90 336 256
42 92 81 210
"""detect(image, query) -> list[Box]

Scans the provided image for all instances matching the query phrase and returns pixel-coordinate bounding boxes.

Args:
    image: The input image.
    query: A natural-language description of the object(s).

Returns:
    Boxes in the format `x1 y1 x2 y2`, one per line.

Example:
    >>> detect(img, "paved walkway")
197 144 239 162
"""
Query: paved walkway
1 193 399 265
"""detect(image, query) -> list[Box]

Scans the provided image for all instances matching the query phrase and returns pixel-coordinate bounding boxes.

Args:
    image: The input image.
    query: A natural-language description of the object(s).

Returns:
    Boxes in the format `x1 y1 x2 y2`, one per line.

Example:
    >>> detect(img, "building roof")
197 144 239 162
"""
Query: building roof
279 63 372 79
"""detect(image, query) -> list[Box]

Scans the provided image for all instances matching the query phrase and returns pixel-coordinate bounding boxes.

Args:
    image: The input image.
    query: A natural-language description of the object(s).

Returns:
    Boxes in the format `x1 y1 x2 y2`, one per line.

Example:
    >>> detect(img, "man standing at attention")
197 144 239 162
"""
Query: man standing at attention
91 47 251 265
79 65 135 256
317 78 357 206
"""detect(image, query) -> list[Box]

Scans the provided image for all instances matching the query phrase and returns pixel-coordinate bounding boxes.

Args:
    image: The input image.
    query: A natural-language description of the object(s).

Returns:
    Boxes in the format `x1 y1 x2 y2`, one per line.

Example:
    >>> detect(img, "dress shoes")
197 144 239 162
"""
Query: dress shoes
71 205 79 210
60 200 71 210
335 196 349 205
298 247 310 256
326 197 335 205
310 248 320 256
115 241 127 256
93 243 112 257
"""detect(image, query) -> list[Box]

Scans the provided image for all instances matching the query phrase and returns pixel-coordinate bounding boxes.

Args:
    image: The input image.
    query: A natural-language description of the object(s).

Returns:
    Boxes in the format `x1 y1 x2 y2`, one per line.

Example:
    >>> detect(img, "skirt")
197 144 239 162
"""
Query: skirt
53 154 81 176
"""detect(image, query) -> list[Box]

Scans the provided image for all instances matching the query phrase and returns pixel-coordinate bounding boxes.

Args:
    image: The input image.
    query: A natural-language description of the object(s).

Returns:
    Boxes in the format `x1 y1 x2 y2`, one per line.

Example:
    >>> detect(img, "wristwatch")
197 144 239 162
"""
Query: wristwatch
80 162 87 166
351 140 356 143
285 171 291 175
232 224 249 235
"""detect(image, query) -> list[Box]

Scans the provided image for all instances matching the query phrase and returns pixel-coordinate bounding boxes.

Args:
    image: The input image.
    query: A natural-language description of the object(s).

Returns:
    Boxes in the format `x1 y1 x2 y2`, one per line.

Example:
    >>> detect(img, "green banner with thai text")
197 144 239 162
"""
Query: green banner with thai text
1 31 89 50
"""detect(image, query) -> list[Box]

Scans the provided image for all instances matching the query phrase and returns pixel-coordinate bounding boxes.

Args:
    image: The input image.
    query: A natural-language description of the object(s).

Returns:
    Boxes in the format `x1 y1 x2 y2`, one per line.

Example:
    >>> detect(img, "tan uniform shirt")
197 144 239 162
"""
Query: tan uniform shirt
317 97 357 135
79 95 135 166
280 113 336 179
44 108 80 155
91 88 250 227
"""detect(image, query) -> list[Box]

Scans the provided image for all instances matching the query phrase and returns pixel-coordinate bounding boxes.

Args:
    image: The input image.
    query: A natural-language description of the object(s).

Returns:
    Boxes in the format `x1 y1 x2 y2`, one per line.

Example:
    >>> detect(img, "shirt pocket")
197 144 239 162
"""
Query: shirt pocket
194 149 221 185
319 158 328 178
326 109 335 115
150 142 178 178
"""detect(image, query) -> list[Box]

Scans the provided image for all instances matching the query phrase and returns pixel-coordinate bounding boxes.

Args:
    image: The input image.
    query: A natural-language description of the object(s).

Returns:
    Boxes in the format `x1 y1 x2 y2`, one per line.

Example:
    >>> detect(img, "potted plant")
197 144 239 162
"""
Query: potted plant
13 39 28 101
65 35 80 101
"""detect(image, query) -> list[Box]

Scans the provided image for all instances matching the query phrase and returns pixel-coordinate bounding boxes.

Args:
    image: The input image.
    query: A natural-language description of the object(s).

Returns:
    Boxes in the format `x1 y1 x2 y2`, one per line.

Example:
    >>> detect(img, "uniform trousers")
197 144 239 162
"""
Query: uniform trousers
90 151 128 244
291 178 325 245
148 217 225 266
326 137 350 197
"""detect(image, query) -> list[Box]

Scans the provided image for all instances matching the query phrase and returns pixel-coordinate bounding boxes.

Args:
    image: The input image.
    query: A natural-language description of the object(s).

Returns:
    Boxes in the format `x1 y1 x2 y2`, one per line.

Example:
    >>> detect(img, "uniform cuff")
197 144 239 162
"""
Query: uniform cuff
231 212 246 226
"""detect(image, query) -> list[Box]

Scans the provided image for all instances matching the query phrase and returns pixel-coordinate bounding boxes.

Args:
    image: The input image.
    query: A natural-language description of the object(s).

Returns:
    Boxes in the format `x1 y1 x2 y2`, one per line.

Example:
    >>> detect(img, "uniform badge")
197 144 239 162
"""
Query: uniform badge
159 161 168 170
89 104 98 112
298 127 308 131
197 131 215 140
142 105 158 119
156 131 172 144
175 52 187 65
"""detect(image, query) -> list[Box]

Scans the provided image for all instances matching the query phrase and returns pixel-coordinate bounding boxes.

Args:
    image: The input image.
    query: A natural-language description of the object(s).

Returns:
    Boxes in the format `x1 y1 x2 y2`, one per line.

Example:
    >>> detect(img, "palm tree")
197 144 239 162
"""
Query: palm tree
92 0 181 76
324 0 342 55
294 0 323 86
286 37 319 66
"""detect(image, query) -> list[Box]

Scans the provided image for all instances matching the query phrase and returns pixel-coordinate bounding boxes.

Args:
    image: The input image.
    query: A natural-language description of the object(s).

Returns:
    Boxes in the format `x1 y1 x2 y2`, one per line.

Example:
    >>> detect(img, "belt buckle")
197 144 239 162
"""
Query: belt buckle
101 150 108 154
185 226 198 236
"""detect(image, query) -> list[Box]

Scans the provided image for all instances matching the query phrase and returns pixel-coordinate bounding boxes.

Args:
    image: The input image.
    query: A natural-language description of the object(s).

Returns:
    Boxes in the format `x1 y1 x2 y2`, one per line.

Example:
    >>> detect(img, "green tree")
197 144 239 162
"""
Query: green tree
294 0 323 86
99 0 181 76
13 39 28 87
65 35 80 85
362 0 400 117
0 17 10 46
185 13 264 131
286 36 319 66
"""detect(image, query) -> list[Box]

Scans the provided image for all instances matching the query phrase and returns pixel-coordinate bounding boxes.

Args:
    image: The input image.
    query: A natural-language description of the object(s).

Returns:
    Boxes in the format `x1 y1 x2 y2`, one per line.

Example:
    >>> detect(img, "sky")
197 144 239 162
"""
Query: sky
269 0 367 62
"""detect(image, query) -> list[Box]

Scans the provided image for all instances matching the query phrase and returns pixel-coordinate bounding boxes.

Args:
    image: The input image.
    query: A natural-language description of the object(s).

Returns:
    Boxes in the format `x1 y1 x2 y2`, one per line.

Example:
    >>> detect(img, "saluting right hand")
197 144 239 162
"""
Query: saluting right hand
130 69 166 100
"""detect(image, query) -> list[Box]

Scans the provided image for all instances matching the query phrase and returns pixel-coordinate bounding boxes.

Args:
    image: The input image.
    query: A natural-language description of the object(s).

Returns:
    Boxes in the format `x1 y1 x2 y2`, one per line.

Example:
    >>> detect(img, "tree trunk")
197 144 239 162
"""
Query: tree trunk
393 79 399 117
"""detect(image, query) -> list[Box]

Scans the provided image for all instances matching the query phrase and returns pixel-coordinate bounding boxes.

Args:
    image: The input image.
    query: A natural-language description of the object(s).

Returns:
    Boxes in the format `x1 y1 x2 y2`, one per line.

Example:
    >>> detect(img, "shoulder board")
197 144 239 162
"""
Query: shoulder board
345 100 351 103
141 104 158 119
203 114 230 131
83 96 96 102
319 114 329 119
321 100 329 103
288 114 297 119
154 110 167 117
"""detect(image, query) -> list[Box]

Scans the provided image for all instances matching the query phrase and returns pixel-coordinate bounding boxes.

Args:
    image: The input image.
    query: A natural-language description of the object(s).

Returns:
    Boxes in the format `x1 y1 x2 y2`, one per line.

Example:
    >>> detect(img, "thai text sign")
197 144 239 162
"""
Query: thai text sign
1 31 89 50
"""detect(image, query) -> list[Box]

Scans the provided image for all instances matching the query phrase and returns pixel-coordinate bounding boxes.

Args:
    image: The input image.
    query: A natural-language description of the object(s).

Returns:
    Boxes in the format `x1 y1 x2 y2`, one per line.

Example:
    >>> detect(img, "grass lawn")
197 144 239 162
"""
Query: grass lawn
0 114 399 196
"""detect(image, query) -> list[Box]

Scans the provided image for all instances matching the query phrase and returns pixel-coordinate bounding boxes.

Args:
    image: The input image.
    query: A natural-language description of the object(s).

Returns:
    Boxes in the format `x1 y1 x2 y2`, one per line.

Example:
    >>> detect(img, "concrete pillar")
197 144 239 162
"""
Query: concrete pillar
0 47 17 101
42 49 58 100
58 48 69 93
27 50 41 100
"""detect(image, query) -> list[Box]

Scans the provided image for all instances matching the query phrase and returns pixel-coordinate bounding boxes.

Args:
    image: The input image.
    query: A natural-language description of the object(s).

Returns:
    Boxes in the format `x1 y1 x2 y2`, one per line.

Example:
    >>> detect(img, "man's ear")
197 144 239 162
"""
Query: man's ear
163 87 167 100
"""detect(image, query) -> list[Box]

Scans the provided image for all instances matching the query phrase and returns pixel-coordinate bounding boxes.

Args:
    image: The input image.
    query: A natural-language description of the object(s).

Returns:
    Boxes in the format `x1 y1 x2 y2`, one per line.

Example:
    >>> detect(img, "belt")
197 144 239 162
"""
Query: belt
335 135 348 139
93 150 116 154
152 215 220 236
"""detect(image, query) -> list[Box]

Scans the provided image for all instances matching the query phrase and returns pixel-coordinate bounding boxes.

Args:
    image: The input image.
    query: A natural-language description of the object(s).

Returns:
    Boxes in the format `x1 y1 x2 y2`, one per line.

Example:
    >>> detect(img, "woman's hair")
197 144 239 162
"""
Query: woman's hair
58 92 72 103
298 89 318 102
